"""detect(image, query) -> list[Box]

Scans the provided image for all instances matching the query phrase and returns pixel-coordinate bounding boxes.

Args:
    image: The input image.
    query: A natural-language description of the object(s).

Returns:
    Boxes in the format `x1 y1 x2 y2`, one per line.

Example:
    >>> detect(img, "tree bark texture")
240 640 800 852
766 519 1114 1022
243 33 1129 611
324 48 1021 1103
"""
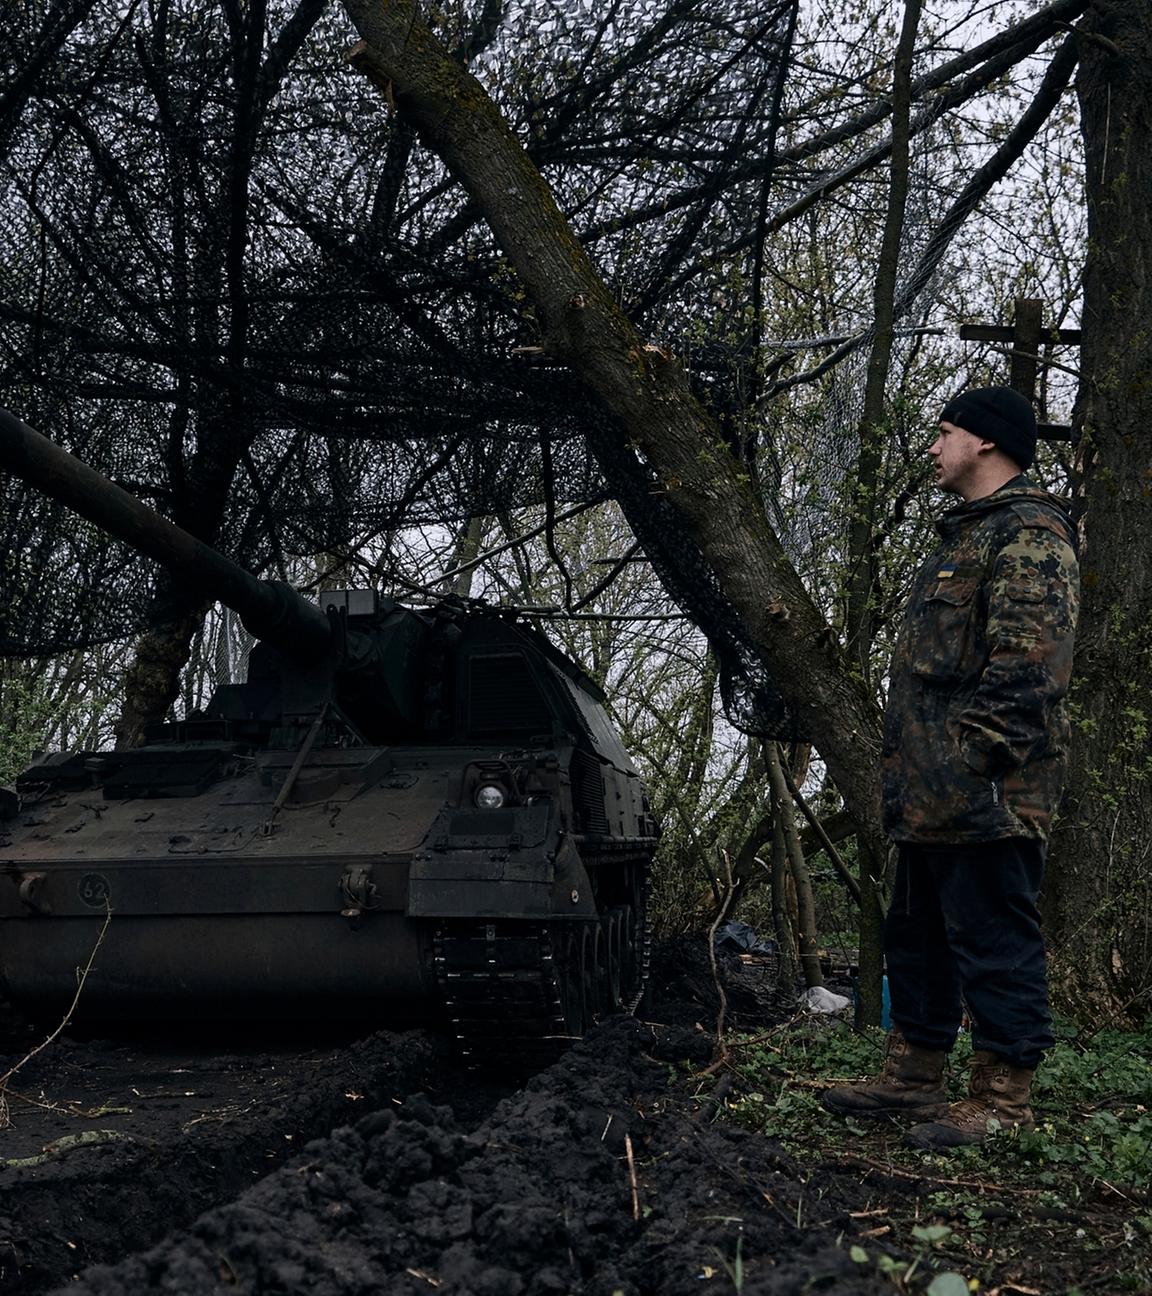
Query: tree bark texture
340 0 884 838
1046 0 1152 1020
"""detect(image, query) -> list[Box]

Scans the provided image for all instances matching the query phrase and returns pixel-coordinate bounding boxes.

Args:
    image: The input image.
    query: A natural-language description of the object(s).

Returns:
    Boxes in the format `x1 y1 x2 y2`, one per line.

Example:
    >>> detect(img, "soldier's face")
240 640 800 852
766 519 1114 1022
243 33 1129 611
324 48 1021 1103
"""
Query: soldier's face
929 420 989 498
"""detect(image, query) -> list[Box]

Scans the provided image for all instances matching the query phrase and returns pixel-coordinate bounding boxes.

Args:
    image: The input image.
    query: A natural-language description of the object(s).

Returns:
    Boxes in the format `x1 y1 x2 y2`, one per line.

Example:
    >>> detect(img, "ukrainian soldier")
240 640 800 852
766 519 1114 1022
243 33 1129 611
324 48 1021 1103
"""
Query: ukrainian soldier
822 386 1079 1148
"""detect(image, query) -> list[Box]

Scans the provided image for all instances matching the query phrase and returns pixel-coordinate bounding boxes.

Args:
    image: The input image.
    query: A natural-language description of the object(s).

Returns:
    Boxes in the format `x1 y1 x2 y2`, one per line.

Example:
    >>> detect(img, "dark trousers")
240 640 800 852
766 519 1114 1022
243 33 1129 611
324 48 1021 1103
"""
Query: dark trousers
885 838 1054 1069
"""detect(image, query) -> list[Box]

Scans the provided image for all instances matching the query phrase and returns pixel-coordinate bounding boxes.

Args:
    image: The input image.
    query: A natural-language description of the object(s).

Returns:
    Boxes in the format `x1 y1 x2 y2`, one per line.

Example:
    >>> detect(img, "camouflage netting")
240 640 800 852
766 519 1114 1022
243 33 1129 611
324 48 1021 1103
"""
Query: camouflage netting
0 0 814 737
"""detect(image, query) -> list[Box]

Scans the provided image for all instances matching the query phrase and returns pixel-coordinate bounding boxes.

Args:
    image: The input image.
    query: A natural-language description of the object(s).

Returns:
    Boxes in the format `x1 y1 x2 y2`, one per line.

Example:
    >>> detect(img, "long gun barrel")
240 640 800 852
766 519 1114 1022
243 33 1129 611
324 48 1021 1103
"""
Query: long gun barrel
0 406 333 662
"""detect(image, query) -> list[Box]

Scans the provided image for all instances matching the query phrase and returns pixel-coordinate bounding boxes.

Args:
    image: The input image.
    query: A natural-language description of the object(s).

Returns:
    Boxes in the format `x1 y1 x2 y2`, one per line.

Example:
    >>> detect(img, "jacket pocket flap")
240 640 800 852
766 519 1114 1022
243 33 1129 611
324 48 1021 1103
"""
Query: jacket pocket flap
1005 580 1046 603
927 578 978 606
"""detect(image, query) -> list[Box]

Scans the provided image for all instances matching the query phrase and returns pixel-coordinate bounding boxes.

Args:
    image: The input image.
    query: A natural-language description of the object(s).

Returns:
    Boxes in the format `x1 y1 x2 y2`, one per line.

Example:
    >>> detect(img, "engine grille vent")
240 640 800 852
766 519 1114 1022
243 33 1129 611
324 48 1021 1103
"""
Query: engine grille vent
467 653 551 737
570 749 610 835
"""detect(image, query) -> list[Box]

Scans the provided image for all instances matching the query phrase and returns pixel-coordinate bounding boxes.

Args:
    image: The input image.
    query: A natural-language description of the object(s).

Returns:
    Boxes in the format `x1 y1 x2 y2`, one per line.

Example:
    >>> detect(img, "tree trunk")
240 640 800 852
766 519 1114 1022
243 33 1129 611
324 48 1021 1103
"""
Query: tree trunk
1045 0 1152 1021
769 812 800 988
845 0 921 683
845 0 920 1022
444 515 488 598
766 743 823 989
854 831 890 1028
340 0 885 841
114 0 328 747
114 601 210 749
114 444 236 745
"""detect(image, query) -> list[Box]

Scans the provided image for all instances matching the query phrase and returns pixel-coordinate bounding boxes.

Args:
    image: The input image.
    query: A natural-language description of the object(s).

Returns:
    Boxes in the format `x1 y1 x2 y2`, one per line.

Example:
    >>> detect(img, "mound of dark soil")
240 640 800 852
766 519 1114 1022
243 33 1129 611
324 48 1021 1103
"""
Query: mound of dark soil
2 934 895 1295
47 1018 897 1296
0 1028 509 1292
5 938 1142 1294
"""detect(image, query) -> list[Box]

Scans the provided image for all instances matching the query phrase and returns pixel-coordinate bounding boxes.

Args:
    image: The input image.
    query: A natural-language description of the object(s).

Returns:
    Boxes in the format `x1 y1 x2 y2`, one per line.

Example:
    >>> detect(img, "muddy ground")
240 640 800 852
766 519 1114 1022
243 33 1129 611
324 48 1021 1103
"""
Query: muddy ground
0 944 1137 1295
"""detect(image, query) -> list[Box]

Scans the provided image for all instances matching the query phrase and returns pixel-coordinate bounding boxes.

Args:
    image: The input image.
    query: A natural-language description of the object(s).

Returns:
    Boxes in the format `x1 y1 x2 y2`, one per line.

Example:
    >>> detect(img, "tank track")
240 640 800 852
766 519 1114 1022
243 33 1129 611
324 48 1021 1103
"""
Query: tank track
434 862 651 1069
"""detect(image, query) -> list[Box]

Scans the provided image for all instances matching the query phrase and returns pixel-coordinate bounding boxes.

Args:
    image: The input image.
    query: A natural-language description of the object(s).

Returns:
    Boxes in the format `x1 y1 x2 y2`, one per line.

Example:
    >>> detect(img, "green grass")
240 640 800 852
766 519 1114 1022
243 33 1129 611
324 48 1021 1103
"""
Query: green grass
721 1015 1152 1292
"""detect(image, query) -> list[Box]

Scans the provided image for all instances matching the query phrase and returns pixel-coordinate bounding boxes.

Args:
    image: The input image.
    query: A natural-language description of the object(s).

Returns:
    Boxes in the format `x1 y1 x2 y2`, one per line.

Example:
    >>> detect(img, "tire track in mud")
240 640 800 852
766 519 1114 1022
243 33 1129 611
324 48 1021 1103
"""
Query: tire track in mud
33 1019 898 1296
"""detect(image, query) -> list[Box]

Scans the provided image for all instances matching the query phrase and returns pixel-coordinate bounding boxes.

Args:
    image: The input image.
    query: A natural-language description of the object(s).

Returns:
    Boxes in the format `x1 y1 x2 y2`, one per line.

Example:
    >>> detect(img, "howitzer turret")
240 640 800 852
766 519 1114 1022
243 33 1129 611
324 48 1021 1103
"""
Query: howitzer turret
0 409 657 1058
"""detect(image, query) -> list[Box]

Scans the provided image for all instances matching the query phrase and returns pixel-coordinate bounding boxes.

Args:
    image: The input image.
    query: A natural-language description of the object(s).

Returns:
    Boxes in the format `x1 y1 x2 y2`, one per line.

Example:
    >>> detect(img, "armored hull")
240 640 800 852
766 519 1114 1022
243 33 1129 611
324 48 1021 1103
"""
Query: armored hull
0 609 656 1056
0 409 658 1054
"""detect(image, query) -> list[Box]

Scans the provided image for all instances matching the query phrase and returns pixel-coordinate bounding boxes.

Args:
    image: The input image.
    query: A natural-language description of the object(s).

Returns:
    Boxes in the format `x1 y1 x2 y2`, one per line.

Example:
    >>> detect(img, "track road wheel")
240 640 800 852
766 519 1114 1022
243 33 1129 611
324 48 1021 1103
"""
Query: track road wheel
618 902 641 1006
601 910 624 1015
557 926 587 1039
587 921 613 1024
580 925 599 1027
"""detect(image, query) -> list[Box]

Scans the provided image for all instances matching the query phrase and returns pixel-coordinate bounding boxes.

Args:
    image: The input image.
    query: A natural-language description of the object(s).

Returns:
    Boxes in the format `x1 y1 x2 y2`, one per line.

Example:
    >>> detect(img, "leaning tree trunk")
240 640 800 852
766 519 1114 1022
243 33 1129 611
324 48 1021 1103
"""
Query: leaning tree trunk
1045 1 1152 1022
339 0 885 843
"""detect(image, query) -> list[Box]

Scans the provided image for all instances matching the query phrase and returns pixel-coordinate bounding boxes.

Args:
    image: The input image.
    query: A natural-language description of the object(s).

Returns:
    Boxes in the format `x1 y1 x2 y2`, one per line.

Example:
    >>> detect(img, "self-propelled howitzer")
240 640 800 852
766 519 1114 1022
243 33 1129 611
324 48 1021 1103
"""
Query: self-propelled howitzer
0 409 657 1057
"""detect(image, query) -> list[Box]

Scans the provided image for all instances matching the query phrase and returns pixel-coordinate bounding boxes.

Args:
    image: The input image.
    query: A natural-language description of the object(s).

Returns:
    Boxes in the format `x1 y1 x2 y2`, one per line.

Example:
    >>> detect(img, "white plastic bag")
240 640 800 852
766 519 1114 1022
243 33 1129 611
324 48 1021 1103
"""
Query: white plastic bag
802 985 851 1014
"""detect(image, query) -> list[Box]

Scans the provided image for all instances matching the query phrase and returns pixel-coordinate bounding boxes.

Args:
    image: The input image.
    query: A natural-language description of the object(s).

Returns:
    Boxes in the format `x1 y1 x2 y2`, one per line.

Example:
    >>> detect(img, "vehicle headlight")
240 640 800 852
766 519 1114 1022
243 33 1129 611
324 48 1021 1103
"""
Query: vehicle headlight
475 783 506 810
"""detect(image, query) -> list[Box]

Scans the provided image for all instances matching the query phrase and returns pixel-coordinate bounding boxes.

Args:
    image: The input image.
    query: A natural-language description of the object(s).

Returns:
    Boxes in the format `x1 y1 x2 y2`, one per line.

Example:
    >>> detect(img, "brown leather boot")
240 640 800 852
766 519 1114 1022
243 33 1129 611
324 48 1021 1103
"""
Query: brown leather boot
821 1028 949 1119
904 1050 1036 1148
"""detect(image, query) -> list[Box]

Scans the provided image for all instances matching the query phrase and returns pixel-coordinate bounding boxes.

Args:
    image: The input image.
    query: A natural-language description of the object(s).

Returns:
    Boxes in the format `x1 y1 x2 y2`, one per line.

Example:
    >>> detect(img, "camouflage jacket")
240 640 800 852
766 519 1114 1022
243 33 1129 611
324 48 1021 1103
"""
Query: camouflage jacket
882 477 1079 843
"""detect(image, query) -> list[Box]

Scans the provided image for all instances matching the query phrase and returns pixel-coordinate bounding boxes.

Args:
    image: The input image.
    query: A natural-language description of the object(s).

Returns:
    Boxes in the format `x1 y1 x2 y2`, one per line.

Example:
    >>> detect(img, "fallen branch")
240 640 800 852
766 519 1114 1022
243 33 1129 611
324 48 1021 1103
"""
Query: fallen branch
713 1011 809 1056
1093 1179 1149 1206
692 1073 734 1125
0 1128 139 1170
832 1154 1050 1195
1 1088 132 1119
624 1132 640 1221
0 902 112 1129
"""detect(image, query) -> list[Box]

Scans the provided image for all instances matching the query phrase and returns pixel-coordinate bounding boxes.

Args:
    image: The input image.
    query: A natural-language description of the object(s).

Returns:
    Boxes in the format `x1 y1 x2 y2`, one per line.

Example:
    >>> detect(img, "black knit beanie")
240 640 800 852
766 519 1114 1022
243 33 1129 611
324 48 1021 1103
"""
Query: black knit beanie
938 386 1037 470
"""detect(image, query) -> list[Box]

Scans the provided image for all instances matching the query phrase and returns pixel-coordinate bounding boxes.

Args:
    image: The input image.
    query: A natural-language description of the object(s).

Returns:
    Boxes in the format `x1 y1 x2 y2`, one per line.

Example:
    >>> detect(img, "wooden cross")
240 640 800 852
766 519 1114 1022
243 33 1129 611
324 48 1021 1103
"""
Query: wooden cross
959 297 1080 442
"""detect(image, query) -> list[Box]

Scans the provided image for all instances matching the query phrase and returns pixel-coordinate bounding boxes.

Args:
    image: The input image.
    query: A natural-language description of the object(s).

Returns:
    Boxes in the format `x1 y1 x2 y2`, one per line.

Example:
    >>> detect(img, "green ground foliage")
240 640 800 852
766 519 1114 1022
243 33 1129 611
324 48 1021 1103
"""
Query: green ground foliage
721 1017 1152 1293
